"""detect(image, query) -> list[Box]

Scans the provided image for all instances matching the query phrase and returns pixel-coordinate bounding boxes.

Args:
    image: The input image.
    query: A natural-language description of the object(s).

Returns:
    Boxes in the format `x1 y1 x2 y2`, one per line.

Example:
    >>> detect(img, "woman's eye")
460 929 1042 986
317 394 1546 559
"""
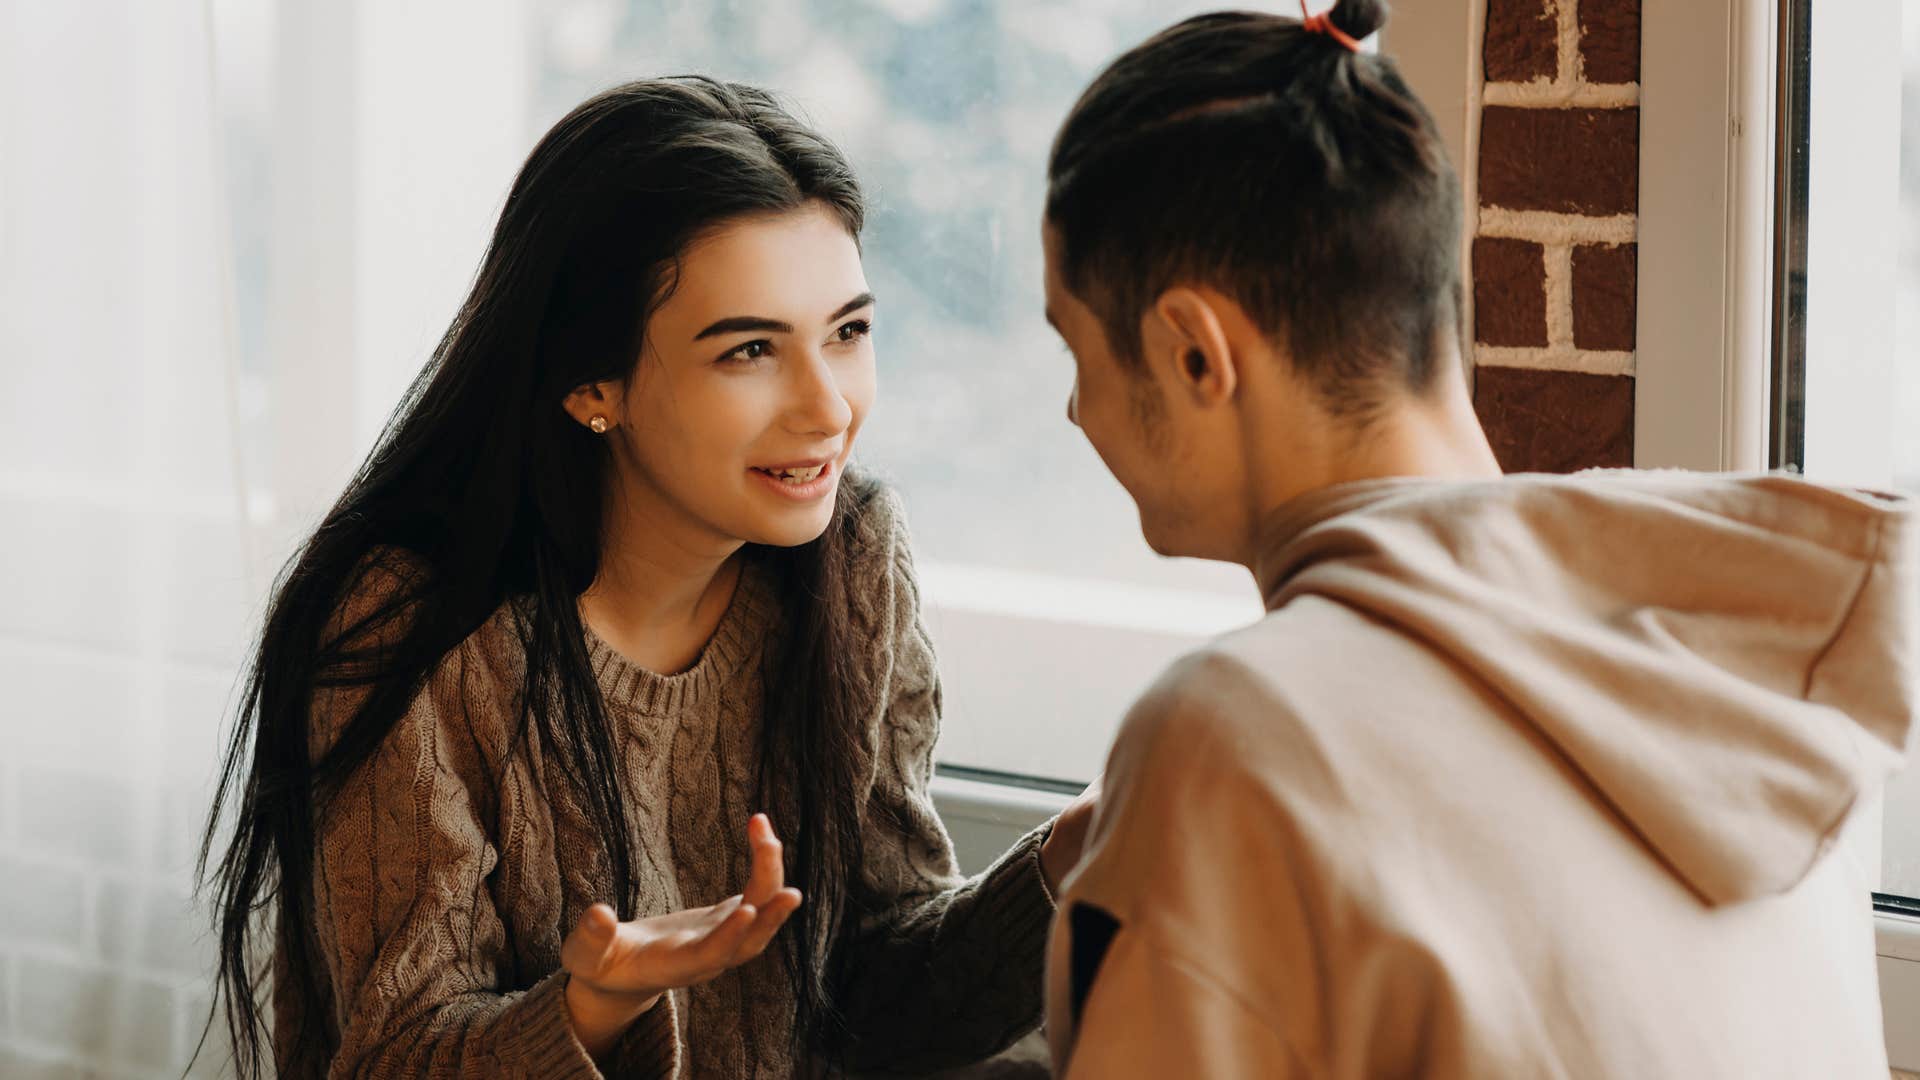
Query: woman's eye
836 319 872 343
721 340 772 364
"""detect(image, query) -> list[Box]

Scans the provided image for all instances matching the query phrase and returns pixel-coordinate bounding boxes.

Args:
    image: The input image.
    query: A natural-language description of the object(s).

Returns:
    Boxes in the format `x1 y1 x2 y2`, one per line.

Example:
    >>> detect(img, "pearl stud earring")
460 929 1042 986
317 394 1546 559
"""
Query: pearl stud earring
588 416 609 434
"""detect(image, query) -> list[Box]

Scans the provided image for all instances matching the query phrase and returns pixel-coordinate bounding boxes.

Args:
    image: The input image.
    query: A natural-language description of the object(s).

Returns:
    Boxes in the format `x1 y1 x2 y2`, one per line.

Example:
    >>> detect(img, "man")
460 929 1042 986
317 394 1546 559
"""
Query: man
1038 6 1914 1077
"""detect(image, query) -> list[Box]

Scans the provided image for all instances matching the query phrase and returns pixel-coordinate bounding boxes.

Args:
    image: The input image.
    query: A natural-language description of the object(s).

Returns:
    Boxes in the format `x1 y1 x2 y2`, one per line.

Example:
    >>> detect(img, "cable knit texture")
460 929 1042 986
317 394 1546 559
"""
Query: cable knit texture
273 488 1056 1078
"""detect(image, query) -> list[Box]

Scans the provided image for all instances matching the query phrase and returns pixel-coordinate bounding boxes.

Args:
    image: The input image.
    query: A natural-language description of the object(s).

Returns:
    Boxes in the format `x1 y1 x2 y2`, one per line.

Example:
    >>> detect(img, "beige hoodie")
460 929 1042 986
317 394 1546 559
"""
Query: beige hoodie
1045 471 1915 1078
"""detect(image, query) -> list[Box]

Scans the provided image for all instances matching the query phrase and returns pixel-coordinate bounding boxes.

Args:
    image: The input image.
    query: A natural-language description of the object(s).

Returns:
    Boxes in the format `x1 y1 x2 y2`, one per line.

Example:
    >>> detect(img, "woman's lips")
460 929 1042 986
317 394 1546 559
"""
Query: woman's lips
749 457 837 500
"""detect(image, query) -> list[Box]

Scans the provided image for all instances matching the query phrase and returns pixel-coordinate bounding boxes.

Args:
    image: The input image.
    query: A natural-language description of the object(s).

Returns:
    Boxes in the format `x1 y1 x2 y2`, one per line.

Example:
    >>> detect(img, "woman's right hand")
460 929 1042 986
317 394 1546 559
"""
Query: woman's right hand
560 812 803 1059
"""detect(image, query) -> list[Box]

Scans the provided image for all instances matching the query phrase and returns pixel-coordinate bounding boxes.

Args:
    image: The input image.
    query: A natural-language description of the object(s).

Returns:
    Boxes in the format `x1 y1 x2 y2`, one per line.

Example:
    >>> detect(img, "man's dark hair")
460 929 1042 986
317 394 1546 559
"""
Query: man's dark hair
1047 1 1464 417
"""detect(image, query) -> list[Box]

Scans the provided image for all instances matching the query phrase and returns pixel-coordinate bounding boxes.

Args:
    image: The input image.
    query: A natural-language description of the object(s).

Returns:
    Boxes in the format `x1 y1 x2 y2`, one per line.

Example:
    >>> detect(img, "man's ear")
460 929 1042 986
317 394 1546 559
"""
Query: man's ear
1143 287 1237 408
561 378 625 433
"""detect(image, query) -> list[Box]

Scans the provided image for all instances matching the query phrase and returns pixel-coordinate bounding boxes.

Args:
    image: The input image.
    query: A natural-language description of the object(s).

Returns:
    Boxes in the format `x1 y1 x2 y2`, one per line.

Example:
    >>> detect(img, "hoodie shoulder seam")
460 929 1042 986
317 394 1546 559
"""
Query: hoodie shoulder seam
1801 507 1888 701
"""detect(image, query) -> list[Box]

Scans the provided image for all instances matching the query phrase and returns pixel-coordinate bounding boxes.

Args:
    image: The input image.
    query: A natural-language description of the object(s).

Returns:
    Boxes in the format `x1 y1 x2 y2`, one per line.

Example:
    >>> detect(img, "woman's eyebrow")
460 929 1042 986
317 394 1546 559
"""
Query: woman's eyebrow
692 292 876 341
828 291 876 322
694 315 792 340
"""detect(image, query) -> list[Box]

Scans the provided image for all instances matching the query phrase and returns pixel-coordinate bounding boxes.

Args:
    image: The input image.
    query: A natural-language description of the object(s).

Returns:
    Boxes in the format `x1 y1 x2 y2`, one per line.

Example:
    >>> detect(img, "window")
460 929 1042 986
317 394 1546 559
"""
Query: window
528 1 1482 786
204 2 1474 794
207 0 1919 891
1892 0 1920 906
199 3 1469 789
189 0 1482 794
1768 0 1920 904
1640 0 1919 930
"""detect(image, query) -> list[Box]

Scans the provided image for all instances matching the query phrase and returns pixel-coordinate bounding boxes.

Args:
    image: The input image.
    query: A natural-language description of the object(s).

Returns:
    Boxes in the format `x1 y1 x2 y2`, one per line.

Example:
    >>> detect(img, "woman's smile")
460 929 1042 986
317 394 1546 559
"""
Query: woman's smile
748 455 838 500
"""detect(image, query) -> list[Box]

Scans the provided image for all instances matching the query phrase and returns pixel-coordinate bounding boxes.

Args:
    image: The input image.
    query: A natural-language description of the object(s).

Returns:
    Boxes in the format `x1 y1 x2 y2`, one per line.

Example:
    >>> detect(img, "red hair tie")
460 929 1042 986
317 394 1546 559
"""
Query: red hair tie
1300 2 1363 53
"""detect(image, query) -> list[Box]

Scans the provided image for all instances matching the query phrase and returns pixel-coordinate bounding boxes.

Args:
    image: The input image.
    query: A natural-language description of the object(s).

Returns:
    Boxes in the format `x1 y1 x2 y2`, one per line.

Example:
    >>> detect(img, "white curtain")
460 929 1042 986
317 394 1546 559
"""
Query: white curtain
2 0 251 1074
0 0 528 1072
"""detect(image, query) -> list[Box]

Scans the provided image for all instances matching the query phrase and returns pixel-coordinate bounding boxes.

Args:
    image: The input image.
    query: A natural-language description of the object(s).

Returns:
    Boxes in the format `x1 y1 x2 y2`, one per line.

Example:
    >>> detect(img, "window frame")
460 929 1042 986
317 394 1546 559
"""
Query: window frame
1604 0 1917 1055
1634 0 1778 473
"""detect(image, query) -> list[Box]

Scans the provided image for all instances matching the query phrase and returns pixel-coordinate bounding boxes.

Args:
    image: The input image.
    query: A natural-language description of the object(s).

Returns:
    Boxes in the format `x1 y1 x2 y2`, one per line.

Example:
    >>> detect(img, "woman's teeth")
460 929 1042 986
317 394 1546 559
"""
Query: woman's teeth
761 465 824 484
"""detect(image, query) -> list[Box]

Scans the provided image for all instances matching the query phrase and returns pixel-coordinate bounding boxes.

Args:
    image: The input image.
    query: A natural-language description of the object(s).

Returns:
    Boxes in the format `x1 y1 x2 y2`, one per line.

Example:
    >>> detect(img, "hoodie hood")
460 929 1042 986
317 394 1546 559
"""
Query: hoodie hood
1254 470 1917 907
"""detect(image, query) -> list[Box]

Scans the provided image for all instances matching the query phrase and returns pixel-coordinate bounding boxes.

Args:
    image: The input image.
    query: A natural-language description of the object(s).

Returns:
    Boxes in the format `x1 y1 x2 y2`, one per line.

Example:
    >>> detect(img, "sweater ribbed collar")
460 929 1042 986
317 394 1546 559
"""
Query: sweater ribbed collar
581 557 777 717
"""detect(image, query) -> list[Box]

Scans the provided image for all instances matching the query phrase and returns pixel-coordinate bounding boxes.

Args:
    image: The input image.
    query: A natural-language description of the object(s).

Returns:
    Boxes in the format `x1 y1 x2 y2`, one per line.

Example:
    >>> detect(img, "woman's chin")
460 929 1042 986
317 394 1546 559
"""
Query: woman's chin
743 503 837 549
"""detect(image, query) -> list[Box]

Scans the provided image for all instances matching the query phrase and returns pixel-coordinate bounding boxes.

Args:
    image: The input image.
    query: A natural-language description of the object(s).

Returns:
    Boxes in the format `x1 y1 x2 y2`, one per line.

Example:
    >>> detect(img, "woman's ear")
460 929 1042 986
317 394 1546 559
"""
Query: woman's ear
1147 287 1238 408
562 379 624 433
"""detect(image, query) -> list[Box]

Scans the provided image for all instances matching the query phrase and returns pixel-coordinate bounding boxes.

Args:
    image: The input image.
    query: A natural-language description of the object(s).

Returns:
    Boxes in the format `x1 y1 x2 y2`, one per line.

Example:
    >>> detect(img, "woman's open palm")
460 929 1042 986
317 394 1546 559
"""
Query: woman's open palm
562 813 803 1011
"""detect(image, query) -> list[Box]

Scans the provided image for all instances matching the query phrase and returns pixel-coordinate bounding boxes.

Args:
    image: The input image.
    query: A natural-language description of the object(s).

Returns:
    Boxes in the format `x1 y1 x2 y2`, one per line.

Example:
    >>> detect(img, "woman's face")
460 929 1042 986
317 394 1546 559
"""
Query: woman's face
592 202 876 552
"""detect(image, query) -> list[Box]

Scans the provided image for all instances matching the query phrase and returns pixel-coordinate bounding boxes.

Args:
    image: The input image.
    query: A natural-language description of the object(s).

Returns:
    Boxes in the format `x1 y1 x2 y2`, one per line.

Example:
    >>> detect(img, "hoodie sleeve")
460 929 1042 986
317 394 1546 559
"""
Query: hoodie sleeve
827 488 1057 1072
1056 923 1307 1080
1043 649 1346 1080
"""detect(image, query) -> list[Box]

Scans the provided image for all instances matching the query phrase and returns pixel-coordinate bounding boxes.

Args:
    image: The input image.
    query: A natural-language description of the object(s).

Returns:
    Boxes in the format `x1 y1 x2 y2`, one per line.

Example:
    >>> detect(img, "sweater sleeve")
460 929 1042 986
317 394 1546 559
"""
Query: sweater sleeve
828 490 1058 1073
304 570 681 1079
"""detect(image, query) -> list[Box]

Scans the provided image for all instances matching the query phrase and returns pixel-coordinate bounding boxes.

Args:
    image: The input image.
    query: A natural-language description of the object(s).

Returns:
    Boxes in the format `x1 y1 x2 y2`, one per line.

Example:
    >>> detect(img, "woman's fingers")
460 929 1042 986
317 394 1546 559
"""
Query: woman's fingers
583 901 618 942
742 813 786 907
561 902 620 979
567 882 804 998
566 822 802 996
730 887 803 962
690 897 759 966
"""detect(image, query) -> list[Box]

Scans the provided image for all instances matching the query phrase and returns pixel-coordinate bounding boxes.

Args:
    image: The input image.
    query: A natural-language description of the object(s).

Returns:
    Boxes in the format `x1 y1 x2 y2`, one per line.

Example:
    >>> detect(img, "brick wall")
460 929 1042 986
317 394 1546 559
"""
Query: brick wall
1471 0 1642 472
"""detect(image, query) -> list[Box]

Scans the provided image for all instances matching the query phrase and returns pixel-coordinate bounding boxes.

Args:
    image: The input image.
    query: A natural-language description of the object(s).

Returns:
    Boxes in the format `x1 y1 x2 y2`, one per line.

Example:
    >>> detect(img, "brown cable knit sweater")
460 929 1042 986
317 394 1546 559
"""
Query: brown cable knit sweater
274 488 1057 1078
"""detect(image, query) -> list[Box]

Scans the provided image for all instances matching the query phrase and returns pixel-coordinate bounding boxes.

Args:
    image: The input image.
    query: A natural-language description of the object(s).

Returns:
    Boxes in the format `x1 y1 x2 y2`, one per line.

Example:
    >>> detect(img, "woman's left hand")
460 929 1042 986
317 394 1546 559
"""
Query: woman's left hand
1039 777 1101 894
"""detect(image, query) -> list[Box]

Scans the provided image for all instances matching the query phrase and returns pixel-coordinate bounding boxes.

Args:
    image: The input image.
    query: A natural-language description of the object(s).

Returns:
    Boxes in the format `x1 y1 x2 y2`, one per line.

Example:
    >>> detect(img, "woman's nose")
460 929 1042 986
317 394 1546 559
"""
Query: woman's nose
788 351 855 436
1066 379 1081 428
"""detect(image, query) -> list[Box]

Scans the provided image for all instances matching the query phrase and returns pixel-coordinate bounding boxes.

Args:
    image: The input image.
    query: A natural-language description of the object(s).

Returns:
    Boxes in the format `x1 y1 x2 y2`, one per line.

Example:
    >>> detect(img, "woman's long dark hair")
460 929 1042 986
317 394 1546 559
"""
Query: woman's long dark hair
197 77 874 1078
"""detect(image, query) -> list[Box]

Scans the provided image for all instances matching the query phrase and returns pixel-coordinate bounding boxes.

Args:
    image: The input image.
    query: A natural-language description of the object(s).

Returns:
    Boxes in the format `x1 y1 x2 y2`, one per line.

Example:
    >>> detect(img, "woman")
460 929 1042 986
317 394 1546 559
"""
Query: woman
200 77 1092 1078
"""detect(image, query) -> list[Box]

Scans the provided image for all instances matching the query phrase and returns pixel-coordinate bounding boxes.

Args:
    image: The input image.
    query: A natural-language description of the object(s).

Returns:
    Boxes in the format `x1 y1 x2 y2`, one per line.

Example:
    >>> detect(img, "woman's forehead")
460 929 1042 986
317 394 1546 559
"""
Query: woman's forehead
660 205 867 330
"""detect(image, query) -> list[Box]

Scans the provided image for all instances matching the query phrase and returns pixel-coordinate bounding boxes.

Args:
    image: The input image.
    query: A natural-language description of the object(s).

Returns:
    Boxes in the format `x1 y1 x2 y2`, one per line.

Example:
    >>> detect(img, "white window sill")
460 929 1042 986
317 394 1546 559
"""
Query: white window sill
933 772 1072 877
1881 912 1920 1070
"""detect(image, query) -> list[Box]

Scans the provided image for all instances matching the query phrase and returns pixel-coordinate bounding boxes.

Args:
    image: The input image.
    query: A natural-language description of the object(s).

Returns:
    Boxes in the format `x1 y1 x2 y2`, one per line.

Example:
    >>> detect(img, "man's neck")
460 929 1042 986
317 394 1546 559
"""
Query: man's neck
1324 381 1504 486
1240 374 1503 564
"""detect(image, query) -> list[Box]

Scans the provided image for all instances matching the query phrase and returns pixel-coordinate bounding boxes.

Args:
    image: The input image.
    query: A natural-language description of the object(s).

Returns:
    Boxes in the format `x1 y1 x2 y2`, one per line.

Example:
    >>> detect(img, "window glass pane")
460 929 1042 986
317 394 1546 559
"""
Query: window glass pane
1798 0 1920 899
1899 6 1920 492
1885 0 1920 898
